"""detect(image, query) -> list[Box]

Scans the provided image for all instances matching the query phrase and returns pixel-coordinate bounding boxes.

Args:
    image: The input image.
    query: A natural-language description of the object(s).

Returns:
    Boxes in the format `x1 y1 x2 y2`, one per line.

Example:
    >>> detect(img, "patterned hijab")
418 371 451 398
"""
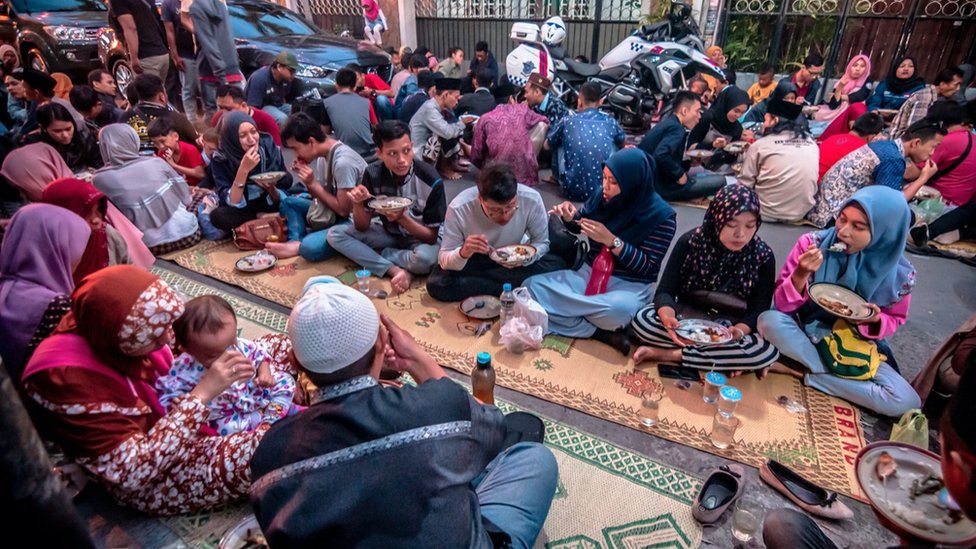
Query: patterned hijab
680 184 773 299
59 266 185 379
814 186 915 306
42 178 111 284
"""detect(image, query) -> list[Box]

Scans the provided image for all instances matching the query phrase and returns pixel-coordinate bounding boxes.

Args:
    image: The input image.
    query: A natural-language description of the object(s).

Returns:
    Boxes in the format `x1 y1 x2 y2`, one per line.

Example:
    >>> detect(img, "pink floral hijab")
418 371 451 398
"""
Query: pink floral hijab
815 54 872 123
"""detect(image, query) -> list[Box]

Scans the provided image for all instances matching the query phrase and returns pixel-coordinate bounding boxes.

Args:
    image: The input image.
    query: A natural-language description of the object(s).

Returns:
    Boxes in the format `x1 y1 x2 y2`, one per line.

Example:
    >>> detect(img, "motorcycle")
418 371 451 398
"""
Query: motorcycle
599 1 706 70
505 16 590 105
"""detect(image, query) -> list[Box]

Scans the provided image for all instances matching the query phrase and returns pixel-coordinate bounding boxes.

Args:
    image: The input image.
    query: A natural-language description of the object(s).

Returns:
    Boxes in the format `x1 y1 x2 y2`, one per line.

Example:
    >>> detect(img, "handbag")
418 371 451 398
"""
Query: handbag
676 290 748 321
815 320 886 381
305 143 341 230
232 216 288 251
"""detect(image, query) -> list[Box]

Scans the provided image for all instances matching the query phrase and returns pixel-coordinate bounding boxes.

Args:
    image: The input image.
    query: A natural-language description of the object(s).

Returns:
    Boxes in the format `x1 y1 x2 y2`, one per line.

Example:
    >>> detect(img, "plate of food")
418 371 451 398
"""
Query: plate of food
235 251 277 272
219 515 268 549
368 195 413 212
685 149 715 160
249 171 287 186
674 319 733 345
802 105 820 116
856 441 976 545
809 282 873 321
489 244 537 266
460 295 501 319
914 186 942 202
724 141 749 154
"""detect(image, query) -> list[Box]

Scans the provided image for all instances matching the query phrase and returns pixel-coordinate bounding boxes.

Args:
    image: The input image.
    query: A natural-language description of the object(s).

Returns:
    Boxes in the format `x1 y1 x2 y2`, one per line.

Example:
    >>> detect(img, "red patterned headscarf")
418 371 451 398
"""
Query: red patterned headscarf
41 178 111 284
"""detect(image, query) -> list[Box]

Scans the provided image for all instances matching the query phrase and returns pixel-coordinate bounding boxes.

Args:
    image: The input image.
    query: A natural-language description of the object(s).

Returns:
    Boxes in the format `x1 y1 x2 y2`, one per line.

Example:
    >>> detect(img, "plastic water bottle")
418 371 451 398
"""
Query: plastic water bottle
472 352 496 404
499 283 516 326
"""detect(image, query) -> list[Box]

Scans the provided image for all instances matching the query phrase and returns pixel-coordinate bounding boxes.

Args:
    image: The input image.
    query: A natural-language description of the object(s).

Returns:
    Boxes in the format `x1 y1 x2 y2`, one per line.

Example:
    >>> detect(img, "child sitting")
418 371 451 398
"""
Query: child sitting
157 295 301 435
148 117 206 186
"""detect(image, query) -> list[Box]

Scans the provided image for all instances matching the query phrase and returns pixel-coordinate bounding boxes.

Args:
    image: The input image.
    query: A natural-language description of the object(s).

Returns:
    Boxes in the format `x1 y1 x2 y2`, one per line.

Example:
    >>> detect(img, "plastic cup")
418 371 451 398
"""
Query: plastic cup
702 371 726 404
355 269 371 294
709 412 740 449
718 385 742 417
639 390 663 427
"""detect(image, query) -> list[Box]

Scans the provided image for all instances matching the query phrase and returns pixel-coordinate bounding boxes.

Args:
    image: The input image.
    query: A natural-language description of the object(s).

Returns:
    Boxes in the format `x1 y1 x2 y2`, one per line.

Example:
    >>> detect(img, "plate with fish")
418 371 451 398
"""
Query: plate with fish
235 251 277 272
674 319 733 345
249 171 287 186
368 195 413 212
856 441 976 545
219 515 268 549
460 295 501 320
489 244 537 266
809 283 872 321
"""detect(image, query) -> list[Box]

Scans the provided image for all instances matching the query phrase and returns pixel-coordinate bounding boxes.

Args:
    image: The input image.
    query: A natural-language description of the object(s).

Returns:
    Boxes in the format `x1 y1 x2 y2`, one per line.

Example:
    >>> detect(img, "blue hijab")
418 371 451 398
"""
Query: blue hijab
582 148 674 244
814 186 915 306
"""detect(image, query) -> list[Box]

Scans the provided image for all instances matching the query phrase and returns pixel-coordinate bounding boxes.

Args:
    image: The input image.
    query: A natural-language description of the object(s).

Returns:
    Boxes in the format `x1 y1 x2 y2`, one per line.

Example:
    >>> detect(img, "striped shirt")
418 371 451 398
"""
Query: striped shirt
584 214 677 283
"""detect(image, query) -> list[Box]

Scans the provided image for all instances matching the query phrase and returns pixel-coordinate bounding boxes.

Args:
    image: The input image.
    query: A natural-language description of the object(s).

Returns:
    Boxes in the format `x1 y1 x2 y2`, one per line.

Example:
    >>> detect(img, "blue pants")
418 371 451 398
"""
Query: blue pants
278 194 346 262
326 221 439 276
264 104 292 127
179 56 200 124
757 310 921 417
473 442 558 549
374 95 394 120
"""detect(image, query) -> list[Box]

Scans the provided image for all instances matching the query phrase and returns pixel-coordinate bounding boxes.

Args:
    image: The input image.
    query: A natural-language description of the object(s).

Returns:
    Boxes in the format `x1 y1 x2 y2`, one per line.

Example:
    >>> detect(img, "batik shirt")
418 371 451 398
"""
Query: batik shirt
470 103 548 186
889 85 939 139
532 93 570 126
808 139 906 228
547 108 625 200
157 338 298 436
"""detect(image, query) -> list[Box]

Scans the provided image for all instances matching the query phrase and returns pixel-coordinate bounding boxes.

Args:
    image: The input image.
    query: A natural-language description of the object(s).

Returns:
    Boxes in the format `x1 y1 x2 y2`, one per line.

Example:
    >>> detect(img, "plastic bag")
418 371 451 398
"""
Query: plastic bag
910 198 945 225
513 287 548 334
889 409 929 450
499 287 548 353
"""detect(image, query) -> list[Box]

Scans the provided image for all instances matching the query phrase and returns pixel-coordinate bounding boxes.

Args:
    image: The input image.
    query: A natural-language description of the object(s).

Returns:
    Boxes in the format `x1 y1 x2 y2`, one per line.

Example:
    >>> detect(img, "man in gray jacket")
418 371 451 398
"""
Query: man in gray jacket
181 0 245 120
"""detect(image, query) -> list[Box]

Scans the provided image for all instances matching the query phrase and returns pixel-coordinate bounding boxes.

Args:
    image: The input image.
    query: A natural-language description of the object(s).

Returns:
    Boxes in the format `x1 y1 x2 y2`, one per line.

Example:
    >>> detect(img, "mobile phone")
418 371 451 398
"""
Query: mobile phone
657 364 700 382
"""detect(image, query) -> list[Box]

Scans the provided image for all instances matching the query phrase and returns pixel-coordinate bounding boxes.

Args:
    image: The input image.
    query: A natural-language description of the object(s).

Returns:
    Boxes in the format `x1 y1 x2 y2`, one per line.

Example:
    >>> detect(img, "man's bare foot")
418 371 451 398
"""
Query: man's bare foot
256 212 279 219
542 175 558 186
265 241 300 259
632 345 682 365
769 362 805 379
387 266 413 294
454 158 471 169
438 167 463 180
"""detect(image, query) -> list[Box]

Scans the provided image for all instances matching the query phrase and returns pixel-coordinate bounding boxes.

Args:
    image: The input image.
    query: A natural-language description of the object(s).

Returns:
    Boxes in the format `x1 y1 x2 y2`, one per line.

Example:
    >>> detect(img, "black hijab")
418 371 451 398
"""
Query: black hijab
885 56 925 95
706 86 750 136
581 149 674 245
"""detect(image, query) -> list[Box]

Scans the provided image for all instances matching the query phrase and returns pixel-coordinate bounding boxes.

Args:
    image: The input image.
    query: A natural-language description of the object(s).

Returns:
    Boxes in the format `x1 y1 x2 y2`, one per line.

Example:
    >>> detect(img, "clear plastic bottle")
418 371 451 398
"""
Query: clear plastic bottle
472 352 496 404
499 283 516 326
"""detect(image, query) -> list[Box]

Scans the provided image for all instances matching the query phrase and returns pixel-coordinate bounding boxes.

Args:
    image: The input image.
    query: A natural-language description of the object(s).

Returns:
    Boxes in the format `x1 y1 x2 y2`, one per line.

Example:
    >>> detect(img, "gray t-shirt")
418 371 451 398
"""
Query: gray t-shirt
438 184 550 271
323 92 375 159
313 142 367 203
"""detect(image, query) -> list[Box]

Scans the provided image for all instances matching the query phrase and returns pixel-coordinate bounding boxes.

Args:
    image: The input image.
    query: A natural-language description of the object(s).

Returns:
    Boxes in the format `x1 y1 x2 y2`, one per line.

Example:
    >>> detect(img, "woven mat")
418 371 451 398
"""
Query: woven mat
164 241 869 500
153 266 703 549
931 239 976 259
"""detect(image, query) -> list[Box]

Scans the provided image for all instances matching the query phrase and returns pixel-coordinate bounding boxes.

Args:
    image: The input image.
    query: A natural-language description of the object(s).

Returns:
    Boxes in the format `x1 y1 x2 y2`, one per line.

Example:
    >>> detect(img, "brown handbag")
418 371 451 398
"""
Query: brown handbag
232 216 288 251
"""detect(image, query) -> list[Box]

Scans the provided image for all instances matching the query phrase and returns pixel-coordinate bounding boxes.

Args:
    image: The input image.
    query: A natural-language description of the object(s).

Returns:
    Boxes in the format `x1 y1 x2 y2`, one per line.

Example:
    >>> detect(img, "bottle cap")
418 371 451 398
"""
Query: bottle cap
477 352 491 365
720 385 742 402
502 283 512 292
356 269 371 277
705 371 726 385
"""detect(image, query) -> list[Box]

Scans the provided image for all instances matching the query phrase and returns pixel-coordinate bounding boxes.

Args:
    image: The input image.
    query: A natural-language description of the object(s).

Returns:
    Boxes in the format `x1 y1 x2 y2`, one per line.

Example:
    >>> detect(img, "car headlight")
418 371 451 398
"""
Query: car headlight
297 63 331 79
98 27 116 49
45 26 89 41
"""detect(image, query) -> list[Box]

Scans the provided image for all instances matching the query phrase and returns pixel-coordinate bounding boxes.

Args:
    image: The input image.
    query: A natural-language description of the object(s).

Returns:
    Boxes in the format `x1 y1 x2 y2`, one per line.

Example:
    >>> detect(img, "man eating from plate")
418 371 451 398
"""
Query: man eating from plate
426 163 566 302
327 120 445 294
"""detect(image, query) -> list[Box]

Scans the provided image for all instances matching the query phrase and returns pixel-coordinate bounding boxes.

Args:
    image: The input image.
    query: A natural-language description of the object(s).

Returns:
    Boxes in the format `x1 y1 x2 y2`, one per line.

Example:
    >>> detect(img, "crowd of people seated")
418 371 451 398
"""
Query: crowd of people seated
0 29 975 549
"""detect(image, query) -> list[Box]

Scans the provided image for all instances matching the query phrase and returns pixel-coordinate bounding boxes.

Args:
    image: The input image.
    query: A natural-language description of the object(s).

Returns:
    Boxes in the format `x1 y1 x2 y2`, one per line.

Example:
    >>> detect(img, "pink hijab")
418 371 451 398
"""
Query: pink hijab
362 0 379 20
815 54 872 123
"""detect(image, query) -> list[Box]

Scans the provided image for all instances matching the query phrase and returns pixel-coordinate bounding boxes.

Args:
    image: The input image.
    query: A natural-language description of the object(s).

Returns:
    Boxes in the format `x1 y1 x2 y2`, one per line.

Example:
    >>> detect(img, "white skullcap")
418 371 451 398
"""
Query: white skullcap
288 276 380 374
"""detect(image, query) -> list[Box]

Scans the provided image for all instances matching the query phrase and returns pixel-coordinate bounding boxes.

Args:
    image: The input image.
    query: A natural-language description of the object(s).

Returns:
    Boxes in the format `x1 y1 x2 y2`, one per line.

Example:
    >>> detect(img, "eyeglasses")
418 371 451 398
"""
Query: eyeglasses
482 200 519 216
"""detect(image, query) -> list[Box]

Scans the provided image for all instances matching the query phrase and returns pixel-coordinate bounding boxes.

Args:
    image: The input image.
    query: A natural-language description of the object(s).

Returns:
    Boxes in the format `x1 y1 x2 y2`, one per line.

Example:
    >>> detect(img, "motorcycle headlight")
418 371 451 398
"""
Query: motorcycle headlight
45 26 89 41
297 63 330 79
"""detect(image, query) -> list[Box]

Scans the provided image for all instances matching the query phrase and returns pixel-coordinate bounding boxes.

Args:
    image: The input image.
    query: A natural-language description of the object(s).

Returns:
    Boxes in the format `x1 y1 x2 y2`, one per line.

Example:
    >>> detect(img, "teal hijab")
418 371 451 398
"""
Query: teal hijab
814 186 915 306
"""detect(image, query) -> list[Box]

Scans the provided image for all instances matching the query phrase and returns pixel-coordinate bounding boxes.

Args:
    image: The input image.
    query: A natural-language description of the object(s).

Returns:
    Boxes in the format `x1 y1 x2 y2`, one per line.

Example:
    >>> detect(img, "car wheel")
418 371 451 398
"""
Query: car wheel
26 49 48 73
113 59 133 96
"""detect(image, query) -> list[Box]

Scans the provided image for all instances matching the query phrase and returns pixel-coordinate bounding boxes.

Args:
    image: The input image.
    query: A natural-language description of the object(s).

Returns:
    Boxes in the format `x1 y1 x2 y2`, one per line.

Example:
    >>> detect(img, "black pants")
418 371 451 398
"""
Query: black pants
658 173 727 202
762 509 838 549
426 253 567 302
210 199 279 232
930 196 976 240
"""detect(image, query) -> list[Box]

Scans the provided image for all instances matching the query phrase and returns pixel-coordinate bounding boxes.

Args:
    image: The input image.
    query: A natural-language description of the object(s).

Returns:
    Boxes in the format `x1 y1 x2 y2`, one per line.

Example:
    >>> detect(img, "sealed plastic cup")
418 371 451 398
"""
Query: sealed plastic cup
355 269 371 294
703 371 726 404
718 385 742 417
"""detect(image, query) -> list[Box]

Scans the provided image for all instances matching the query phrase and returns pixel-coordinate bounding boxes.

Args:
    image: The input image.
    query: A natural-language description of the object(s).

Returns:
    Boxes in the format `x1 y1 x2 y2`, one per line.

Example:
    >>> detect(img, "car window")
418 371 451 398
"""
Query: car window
228 4 320 39
11 0 106 12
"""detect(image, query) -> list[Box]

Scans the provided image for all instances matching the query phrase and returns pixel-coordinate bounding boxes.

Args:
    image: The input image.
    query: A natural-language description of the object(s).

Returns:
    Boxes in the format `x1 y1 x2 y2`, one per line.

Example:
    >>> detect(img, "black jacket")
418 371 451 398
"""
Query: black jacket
638 114 689 189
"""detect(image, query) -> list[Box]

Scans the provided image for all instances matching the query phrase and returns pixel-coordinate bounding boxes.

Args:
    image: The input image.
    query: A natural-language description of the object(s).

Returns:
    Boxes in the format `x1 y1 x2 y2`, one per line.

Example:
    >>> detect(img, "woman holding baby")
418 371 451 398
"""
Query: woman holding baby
20 266 297 515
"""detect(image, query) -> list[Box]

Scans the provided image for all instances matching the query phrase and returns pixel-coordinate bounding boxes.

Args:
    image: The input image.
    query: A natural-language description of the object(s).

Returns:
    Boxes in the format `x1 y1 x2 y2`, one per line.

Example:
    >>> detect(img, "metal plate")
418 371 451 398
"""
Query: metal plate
368 195 413 211
460 295 501 319
489 244 537 266
235 252 277 272
809 282 872 321
674 319 733 345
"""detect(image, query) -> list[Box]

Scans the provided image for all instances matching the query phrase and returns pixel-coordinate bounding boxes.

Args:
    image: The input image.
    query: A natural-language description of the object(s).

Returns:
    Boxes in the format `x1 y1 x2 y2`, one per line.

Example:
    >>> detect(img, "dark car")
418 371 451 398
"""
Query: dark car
0 0 110 80
99 0 392 95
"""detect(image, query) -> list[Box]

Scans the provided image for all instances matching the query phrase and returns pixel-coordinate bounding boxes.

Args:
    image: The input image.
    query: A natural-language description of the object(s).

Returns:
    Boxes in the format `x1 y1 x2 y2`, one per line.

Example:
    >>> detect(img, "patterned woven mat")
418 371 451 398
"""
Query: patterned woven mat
931 239 976 259
164 241 868 500
153 266 703 549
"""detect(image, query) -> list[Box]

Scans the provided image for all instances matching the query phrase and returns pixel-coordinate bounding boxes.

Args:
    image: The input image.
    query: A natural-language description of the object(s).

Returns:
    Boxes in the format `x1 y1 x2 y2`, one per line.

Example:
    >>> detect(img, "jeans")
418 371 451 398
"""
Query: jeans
277 194 346 262
658 172 728 202
929 195 976 241
473 442 558 549
326 221 439 276
263 104 292 127
179 56 200 125
426 253 568 302
757 310 921 417
763 509 838 549
374 95 394 120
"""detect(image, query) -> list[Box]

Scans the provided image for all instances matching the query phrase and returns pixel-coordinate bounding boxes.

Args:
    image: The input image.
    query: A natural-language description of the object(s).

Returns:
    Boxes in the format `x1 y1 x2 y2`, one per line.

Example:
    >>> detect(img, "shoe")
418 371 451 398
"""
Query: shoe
909 224 929 247
692 464 744 524
593 328 631 356
759 460 853 520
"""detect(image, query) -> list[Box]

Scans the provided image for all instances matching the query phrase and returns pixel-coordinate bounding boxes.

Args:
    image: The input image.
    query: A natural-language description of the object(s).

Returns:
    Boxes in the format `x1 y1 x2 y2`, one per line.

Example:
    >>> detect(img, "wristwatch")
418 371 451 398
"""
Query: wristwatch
611 237 623 251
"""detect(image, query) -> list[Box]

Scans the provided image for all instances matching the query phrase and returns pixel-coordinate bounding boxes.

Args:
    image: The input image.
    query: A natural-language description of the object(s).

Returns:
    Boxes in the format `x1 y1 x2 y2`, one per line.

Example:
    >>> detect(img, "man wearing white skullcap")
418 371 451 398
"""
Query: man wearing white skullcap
250 276 558 548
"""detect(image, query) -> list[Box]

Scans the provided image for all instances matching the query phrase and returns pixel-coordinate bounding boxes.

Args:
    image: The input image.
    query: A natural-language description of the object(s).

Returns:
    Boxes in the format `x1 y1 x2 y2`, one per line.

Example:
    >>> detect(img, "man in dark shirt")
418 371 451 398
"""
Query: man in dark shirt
87 69 126 119
638 91 727 201
455 68 497 143
780 53 824 106
245 51 304 127
397 70 437 124
161 0 199 125
251 277 558 548
109 0 170 84
466 40 499 92
119 73 198 152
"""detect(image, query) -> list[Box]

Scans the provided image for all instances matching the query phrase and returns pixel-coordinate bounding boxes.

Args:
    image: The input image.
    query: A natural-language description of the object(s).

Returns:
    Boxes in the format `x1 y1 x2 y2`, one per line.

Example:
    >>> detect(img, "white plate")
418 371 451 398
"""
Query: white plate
249 171 286 185
724 141 748 154
809 282 872 321
489 244 536 266
674 319 733 345
856 442 976 546
368 196 413 211
685 149 714 160
460 295 501 319
914 186 942 202
235 252 277 272
219 515 267 549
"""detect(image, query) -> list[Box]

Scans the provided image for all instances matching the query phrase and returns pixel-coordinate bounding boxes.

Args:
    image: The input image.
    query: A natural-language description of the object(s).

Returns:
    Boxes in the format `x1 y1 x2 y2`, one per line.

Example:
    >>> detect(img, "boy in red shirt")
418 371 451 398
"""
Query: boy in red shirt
148 117 206 186
348 63 394 122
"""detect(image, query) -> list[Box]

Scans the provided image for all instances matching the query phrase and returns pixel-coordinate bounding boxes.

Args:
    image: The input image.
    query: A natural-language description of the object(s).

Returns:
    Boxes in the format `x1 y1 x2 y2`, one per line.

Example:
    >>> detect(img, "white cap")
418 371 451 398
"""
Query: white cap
288 276 380 374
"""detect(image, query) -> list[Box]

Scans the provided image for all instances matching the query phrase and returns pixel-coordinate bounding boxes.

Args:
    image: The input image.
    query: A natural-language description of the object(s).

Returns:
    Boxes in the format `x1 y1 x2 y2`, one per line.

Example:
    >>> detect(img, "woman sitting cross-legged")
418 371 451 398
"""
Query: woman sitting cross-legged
209 111 294 233
631 184 779 373
524 149 676 355
21 266 270 515
757 186 922 417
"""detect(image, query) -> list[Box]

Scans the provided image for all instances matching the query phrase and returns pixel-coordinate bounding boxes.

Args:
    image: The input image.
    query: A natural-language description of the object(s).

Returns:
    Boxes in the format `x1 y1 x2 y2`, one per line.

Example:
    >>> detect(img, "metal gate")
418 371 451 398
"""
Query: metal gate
296 0 365 38
415 0 643 67
718 0 976 83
